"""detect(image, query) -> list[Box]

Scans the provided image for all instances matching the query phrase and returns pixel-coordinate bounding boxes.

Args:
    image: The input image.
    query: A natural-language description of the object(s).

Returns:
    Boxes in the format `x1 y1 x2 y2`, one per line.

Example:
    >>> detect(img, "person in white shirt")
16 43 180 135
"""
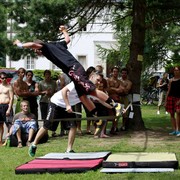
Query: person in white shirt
28 70 103 157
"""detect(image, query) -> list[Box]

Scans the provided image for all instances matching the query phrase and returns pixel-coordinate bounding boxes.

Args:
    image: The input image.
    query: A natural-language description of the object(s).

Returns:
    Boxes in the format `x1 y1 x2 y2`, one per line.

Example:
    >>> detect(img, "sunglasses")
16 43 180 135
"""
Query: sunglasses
1 77 7 79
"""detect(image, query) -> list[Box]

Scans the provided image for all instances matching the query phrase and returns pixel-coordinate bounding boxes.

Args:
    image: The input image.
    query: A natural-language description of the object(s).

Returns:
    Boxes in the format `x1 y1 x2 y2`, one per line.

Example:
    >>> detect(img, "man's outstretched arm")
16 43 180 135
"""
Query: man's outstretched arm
13 39 43 49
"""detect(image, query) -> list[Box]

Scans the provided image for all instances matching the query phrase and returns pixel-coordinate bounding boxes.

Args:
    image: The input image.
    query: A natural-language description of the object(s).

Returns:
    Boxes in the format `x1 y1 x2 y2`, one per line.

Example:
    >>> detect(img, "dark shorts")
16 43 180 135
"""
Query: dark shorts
43 102 77 131
68 64 96 97
166 96 180 114
0 104 13 124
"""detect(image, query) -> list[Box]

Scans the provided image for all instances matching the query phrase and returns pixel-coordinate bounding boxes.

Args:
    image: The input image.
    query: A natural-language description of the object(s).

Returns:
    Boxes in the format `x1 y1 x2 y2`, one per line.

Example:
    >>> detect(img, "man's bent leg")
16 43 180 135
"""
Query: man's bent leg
28 127 48 157
33 127 48 146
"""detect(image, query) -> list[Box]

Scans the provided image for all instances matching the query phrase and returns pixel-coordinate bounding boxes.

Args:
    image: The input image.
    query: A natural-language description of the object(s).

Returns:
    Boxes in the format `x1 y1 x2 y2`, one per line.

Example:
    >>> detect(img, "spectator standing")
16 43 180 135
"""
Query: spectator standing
157 72 169 115
165 66 180 136
56 73 71 91
95 65 108 93
119 68 132 131
83 67 96 134
94 65 109 138
24 70 39 126
39 70 57 136
0 72 14 146
107 66 124 134
13 68 35 113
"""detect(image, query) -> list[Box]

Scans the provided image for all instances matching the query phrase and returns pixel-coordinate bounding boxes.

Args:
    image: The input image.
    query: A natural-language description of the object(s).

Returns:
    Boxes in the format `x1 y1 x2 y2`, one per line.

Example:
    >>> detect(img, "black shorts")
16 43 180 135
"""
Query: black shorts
43 102 77 131
0 104 8 123
68 63 96 97
0 104 13 124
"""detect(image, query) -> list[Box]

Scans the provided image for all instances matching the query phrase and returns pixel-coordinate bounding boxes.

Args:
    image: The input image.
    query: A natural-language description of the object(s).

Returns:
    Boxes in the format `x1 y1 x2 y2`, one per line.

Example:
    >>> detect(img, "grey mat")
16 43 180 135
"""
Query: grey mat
37 152 111 160
100 168 174 173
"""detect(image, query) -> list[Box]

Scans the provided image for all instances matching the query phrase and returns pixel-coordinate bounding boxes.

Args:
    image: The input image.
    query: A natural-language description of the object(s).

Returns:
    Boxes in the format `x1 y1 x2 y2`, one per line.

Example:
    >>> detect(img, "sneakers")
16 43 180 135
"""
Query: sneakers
28 144 37 157
176 131 180 136
157 111 168 115
65 150 75 153
169 131 177 135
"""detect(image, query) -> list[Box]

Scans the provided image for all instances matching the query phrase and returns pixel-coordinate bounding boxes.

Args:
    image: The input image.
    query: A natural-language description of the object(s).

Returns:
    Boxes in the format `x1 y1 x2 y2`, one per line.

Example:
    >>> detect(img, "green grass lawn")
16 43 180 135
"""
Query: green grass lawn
1 105 180 180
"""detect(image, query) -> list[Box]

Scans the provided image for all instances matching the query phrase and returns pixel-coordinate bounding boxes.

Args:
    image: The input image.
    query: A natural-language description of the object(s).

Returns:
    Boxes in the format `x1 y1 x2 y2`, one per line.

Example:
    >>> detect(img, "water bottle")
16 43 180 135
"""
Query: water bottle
6 137 11 147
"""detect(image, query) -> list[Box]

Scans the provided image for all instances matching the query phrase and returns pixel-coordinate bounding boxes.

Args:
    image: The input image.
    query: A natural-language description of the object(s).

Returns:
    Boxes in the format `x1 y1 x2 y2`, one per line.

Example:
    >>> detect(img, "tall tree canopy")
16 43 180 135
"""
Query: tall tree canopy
4 0 180 66
0 3 8 66
2 0 180 129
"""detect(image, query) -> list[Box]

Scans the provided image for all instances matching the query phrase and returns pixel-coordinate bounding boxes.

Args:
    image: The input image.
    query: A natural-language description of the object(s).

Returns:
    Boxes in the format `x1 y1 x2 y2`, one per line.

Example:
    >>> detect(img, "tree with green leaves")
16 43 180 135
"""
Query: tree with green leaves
0 3 8 66
3 0 180 130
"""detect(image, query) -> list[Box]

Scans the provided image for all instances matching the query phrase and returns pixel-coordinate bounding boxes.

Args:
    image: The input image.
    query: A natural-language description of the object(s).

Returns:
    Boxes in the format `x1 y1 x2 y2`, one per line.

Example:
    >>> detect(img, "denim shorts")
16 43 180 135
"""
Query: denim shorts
12 119 37 135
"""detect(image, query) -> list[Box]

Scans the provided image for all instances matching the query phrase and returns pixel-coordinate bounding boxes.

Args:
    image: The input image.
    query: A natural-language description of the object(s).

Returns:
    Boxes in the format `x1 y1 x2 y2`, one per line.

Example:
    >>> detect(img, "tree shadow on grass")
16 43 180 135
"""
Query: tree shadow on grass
128 128 180 152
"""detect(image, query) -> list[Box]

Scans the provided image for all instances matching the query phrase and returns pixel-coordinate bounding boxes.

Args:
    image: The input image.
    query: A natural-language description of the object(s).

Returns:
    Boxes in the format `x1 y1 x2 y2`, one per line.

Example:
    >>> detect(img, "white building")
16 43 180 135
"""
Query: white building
6 21 117 76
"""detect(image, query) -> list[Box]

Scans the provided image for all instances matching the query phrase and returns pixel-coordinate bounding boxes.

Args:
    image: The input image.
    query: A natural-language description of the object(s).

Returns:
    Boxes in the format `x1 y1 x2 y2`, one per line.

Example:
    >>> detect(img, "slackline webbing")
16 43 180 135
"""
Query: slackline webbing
37 102 133 122
37 115 122 122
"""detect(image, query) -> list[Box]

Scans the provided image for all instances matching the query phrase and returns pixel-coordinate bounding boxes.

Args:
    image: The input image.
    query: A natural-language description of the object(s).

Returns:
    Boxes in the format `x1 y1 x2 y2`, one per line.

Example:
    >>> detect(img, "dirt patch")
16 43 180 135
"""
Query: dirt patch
129 129 180 147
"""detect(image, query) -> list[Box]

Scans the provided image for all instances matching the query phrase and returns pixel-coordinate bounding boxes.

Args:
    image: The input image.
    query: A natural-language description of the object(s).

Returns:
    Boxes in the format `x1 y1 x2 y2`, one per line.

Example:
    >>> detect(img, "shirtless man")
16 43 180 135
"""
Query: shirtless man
107 66 124 134
119 68 132 131
0 72 14 146
13 68 38 114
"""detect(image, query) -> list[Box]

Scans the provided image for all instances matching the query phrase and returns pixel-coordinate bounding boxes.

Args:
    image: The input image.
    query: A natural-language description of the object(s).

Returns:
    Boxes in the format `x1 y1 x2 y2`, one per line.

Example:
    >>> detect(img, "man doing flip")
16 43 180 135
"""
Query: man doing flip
13 25 117 118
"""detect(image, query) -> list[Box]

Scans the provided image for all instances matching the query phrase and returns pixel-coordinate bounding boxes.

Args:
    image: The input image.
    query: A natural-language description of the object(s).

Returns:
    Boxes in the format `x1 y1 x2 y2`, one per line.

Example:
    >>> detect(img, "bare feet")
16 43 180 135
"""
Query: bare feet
94 134 110 138
100 134 110 138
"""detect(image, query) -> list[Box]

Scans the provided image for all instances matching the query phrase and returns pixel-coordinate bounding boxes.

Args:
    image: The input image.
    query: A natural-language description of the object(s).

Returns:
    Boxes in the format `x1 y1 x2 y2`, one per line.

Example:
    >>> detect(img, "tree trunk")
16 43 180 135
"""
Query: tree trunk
126 0 146 130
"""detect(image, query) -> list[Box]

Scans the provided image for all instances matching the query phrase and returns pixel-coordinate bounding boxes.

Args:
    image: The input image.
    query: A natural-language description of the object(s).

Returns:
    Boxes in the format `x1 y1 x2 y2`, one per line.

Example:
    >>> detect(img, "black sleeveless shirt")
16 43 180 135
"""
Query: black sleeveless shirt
168 79 180 98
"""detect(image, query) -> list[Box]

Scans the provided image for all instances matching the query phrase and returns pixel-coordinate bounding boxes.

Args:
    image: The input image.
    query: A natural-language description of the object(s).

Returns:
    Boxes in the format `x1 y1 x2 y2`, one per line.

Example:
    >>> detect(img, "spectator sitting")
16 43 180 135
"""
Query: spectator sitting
11 100 38 148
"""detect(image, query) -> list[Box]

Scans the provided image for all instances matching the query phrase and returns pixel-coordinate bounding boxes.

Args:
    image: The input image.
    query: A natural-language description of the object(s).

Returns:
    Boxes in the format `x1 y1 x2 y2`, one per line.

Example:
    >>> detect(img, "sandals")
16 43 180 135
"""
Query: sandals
17 141 23 148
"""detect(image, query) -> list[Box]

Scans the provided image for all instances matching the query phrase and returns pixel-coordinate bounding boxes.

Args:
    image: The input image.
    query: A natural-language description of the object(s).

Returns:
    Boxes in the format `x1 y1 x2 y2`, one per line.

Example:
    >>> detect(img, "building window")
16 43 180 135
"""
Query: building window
26 56 35 69
78 55 87 69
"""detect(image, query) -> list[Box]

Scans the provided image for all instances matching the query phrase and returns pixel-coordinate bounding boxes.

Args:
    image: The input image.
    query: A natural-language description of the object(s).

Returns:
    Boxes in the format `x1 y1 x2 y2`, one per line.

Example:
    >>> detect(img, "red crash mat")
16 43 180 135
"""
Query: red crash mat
15 159 103 174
